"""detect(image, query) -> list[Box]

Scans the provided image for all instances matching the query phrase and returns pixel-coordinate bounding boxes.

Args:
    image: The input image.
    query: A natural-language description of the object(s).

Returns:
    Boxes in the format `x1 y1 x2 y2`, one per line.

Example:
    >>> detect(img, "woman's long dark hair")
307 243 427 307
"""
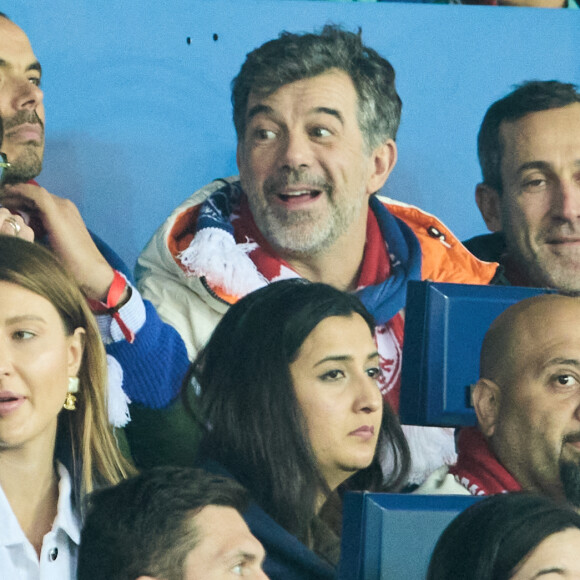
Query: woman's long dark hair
427 493 580 580
188 279 410 542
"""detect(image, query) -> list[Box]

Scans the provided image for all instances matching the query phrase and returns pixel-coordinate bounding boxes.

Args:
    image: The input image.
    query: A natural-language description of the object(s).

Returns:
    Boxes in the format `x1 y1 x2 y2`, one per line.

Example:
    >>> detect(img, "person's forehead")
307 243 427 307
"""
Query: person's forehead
190 505 260 558
509 299 580 371
499 104 580 162
182 505 264 579
0 18 37 63
296 314 374 362
246 69 358 115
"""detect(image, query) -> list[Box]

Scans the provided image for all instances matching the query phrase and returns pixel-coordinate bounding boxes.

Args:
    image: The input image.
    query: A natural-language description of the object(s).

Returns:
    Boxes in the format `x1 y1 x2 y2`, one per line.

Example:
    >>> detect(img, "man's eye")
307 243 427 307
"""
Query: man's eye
522 178 547 192
254 128 276 141
231 563 244 576
28 77 41 87
366 367 382 379
554 374 578 387
311 127 332 138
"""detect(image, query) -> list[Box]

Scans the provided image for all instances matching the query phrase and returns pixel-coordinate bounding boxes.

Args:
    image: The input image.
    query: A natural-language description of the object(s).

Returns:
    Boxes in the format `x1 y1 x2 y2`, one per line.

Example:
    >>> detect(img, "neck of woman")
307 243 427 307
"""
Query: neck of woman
0 435 60 558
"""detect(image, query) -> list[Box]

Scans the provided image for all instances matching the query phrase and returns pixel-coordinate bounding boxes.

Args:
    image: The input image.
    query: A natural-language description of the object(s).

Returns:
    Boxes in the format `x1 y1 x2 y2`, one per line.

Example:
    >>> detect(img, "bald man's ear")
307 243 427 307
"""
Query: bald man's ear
472 378 500 437
475 183 502 233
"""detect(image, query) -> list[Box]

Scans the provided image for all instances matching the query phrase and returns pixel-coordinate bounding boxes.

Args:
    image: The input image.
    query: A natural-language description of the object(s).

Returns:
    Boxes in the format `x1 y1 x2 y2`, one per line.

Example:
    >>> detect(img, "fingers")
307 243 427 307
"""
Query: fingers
0 208 35 242
1 184 116 300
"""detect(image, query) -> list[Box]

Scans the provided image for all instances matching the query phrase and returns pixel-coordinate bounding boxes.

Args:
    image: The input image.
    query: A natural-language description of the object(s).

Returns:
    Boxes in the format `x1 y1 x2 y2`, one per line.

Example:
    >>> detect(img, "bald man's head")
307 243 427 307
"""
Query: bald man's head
479 294 578 388
473 293 580 502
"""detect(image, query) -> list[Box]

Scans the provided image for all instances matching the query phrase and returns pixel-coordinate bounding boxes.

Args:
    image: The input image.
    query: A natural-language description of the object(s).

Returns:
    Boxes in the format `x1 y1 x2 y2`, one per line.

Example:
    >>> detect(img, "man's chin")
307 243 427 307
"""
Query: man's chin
1 155 43 185
520 257 580 293
560 459 580 507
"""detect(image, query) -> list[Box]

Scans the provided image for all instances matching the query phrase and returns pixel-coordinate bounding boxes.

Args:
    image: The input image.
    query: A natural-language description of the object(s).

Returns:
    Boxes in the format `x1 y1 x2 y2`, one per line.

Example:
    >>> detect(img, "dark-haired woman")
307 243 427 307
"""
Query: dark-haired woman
188 278 410 579
427 493 580 580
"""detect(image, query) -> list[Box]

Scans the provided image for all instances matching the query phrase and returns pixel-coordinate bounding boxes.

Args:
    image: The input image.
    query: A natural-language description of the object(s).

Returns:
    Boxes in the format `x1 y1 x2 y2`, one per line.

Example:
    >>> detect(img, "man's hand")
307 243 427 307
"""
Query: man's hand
1 183 125 302
0 207 35 241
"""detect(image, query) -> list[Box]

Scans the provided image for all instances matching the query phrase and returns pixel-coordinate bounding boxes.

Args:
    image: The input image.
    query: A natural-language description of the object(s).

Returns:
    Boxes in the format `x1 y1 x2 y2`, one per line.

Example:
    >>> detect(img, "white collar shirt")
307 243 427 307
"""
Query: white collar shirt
0 462 81 580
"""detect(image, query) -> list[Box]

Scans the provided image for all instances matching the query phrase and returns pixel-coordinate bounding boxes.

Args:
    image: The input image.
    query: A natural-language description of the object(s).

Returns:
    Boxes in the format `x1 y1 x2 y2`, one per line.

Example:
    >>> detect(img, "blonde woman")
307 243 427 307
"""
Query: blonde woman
0 236 135 579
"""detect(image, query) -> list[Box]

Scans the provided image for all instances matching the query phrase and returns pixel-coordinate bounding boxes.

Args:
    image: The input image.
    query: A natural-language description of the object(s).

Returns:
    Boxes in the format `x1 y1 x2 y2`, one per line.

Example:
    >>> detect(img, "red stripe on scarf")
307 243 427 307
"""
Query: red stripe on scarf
235 195 405 410
448 427 522 495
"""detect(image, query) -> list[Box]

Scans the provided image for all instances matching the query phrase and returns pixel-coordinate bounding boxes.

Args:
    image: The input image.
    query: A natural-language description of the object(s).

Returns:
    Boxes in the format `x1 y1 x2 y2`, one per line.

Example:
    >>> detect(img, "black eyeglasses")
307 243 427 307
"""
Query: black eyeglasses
0 152 10 182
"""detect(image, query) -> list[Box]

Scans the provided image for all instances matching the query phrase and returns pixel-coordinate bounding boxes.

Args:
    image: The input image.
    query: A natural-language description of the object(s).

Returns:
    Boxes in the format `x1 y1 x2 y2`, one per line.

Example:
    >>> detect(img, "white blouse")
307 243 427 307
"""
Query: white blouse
0 463 81 580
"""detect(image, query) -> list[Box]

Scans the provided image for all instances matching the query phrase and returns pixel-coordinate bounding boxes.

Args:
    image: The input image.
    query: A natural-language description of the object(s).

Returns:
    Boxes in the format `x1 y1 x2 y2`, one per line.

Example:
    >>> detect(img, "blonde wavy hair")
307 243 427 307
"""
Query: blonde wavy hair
0 236 135 500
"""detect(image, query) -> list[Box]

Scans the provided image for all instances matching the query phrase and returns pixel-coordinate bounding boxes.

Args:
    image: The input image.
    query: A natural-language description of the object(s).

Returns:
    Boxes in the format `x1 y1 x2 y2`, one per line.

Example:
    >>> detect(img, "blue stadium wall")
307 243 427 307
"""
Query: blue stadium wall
5 0 579 267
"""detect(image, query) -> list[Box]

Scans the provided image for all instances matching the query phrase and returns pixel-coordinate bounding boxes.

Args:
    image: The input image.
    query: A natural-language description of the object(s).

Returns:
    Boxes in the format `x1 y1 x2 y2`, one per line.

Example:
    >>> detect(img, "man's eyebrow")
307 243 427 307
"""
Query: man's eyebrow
223 549 263 566
313 106 344 125
27 61 42 75
542 357 580 369
247 104 273 122
246 104 344 125
517 160 553 175
544 357 580 367
0 58 42 75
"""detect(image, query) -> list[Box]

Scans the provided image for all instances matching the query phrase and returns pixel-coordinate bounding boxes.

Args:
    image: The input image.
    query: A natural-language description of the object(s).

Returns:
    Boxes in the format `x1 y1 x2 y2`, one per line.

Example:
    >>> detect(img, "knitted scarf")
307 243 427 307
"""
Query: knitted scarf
448 427 522 495
178 179 423 409
179 180 458 483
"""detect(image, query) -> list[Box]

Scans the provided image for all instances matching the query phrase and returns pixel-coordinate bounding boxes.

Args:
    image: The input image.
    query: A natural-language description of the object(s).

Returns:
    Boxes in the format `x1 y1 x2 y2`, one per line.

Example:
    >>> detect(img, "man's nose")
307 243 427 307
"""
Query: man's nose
279 130 313 170
11 77 44 113
552 177 580 222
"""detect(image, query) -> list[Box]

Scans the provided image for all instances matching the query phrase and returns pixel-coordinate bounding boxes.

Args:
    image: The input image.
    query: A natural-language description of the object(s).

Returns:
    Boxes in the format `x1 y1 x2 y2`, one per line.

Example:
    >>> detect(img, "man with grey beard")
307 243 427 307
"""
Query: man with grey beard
136 25 499 484
424 294 580 507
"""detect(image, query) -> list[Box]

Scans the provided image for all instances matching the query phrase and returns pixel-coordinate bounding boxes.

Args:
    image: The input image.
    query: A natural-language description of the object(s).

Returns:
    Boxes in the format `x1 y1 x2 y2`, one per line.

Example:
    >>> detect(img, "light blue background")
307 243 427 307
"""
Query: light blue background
4 1 579 267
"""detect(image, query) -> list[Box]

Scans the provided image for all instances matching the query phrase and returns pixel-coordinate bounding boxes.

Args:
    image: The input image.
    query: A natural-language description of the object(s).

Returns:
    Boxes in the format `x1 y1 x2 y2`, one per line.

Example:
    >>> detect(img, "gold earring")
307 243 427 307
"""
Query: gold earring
64 377 80 411
63 392 76 411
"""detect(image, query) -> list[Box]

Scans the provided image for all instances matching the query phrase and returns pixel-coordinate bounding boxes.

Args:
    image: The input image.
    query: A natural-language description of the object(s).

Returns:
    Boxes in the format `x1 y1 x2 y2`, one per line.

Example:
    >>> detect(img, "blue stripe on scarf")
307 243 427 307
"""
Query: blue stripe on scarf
195 183 422 325
356 196 422 325
196 180 242 234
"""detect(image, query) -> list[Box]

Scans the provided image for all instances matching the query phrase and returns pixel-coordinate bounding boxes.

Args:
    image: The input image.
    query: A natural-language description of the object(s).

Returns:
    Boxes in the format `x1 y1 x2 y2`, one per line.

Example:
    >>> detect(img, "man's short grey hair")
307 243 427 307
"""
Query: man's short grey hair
232 24 402 153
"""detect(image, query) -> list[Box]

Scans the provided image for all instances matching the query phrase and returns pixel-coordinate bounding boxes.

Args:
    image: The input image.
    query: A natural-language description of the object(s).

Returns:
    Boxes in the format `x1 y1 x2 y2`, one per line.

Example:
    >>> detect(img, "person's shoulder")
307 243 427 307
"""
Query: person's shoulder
199 460 335 579
376 195 473 248
377 194 499 284
245 502 336 580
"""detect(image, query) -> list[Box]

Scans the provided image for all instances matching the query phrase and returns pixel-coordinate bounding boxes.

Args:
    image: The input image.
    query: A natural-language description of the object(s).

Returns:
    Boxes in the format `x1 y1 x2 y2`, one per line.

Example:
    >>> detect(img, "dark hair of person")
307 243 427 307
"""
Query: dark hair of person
232 24 402 153
187 279 410 544
478 80 580 194
78 466 249 580
427 493 580 580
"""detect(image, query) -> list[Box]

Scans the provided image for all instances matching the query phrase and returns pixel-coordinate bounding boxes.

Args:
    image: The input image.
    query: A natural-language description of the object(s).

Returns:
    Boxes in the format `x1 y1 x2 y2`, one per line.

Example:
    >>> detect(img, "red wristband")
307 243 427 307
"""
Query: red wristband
88 270 135 343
